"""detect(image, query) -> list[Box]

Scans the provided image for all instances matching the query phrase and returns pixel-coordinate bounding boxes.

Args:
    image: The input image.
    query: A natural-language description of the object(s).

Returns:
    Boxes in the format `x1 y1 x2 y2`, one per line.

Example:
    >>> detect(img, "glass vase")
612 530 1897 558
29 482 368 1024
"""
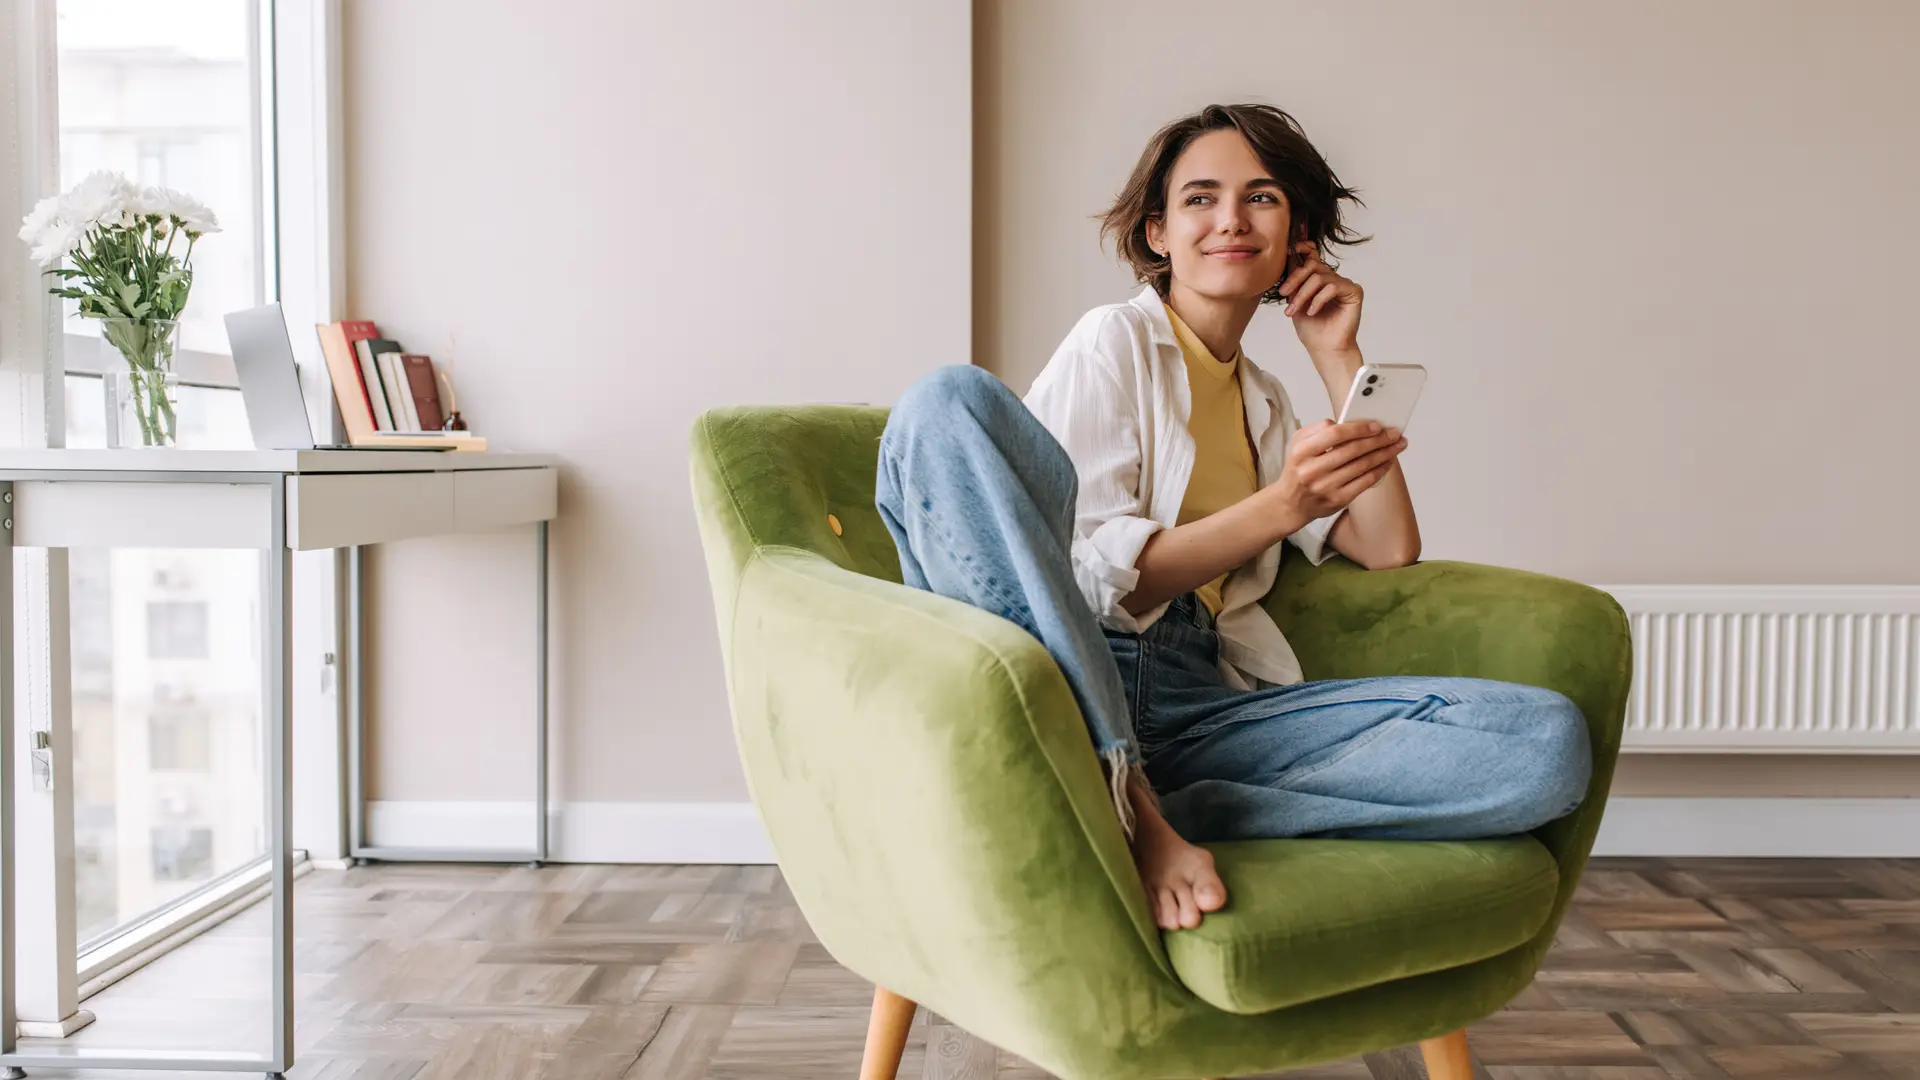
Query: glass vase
100 318 181 448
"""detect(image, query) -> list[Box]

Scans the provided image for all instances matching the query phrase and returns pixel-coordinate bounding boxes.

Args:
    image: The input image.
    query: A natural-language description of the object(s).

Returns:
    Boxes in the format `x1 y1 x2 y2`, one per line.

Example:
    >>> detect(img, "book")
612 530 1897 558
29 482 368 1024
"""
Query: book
356 432 489 451
365 338 410 430
316 323 488 450
316 321 379 439
401 354 445 430
384 351 420 430
339 320 381 420
353 338 396 430
350 432 490 451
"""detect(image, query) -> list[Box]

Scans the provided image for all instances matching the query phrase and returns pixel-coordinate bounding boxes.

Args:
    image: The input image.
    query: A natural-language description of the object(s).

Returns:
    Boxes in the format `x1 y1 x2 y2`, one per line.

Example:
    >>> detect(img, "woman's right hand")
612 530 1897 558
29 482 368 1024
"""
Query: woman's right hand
1269 419 1407 522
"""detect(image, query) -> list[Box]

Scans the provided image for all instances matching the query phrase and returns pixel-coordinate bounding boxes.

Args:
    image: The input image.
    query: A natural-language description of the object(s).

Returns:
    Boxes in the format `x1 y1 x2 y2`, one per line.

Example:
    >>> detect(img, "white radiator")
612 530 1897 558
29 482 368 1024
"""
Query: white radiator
1601 586 1920 751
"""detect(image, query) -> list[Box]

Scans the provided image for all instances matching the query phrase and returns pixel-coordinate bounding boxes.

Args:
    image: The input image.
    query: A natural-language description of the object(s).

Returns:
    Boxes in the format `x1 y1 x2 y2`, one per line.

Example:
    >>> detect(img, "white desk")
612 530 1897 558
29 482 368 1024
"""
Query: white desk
0 449 558 1078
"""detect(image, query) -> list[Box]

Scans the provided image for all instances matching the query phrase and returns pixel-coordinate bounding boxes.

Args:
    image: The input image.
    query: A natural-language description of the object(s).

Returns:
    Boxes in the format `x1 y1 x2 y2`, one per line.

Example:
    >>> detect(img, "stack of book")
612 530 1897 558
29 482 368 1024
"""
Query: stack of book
315 321 487 451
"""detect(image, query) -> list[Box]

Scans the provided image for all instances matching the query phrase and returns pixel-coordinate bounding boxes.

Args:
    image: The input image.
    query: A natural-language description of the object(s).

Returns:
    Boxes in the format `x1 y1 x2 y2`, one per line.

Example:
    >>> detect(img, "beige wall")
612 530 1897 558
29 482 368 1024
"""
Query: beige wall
978 0 1920 587
977 0 1920 798
345 0 1914 814
345 0 971 803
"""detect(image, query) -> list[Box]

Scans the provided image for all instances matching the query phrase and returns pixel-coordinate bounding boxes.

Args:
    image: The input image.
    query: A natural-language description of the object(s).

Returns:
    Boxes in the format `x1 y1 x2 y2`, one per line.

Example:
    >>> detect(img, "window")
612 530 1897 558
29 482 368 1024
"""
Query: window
72 547 263 944
145 599 212 659
55 0 265 433
57 0 275 953
7 0 343 992
150 826 215 882
148 708 212 771
56 0 261 372
69 548 115 695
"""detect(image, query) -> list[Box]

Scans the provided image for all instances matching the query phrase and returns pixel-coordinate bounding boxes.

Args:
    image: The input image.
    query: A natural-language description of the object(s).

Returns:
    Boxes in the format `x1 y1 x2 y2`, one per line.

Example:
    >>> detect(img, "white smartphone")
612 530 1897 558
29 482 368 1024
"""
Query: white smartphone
1336 363 1427 433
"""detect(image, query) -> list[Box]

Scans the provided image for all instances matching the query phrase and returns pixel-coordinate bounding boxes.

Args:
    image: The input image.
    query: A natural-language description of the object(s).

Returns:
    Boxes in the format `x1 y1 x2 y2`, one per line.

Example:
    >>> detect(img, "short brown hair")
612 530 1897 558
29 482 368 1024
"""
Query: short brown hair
1100 103 1368 302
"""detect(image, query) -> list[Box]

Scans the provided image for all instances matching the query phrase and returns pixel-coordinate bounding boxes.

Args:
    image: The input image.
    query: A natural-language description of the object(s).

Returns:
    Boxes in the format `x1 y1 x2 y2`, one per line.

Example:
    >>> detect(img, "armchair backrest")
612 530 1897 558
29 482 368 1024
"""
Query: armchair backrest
691 405 903 586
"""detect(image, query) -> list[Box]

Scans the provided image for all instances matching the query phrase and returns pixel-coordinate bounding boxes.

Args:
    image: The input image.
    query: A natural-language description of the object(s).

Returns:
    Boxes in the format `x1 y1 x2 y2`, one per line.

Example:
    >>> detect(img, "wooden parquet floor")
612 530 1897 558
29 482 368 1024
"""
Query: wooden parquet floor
27 857 1920 1079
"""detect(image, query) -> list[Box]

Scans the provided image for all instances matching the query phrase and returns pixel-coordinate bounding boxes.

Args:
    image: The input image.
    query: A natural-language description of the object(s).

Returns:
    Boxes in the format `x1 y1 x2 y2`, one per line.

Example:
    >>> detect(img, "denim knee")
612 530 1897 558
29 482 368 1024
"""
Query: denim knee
893 364 1013 430
1513 690 1593 829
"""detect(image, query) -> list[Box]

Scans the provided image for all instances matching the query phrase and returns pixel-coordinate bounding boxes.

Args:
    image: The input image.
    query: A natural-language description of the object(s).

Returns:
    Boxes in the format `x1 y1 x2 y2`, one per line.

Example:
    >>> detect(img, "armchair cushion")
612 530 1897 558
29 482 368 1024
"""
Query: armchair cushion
1166 836 1558 1015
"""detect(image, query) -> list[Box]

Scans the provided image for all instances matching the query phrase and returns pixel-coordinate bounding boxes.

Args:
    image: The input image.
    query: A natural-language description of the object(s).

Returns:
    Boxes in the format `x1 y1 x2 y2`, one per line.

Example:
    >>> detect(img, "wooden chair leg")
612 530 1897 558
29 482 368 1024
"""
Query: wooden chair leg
1419 1028 1474 1080
859 986 917 1080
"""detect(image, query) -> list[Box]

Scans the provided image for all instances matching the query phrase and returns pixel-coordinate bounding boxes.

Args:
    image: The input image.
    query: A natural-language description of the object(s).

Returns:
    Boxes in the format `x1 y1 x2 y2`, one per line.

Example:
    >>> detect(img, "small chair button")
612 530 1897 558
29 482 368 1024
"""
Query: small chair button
827 514 843 537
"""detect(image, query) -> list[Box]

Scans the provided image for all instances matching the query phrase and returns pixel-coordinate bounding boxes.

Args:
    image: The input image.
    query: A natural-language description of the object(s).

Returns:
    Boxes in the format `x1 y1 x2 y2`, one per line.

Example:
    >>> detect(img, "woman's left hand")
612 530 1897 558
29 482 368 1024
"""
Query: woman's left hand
1278 242 1363 359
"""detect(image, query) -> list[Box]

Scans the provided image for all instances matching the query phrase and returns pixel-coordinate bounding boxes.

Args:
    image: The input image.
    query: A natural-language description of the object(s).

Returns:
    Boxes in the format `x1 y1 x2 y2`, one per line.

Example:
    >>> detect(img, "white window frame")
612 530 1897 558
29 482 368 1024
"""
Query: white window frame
3 0 348 1032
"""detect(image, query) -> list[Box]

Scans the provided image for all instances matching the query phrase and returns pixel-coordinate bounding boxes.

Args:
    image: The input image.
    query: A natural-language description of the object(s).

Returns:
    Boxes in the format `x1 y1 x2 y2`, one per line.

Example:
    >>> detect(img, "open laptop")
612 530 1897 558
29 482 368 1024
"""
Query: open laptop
224 303 445 451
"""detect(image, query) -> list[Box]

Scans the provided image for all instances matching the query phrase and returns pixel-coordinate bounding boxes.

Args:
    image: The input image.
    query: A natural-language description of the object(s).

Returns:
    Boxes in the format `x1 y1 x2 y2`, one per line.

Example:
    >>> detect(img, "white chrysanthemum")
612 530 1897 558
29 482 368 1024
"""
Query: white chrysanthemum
28 219 86 268
127 185 217 235
58 171 135 233
18 172 218 272
164 190 220 236
126 185 172 220
18 193 61 246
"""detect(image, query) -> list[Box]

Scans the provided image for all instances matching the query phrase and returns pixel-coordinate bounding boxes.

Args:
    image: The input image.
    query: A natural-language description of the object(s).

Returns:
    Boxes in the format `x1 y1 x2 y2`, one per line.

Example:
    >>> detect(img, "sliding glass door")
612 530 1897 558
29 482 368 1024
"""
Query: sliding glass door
54 0 272 959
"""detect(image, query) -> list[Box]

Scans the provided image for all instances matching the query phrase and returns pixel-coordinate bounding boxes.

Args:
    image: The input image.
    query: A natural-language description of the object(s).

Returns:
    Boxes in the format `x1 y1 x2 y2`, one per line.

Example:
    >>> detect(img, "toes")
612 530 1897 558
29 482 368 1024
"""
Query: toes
1194 870 1228 913
1175 886 1201 929
1156 889 1179 931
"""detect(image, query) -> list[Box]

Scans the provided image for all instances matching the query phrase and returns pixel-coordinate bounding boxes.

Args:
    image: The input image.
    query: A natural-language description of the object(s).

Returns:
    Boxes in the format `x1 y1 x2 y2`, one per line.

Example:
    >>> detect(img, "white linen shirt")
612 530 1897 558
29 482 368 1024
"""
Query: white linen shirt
1023 285 1343 690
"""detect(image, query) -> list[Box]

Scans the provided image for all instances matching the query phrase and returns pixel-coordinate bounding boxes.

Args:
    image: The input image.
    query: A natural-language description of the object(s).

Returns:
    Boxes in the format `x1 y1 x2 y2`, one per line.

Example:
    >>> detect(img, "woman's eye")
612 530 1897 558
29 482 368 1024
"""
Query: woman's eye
1185 195 1212 206
1250 193 1277 203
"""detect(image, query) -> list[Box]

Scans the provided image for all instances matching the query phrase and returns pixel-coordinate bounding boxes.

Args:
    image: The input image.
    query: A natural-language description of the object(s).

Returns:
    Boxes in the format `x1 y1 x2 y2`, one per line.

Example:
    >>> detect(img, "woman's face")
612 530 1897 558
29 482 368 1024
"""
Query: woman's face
1146 128 1296 302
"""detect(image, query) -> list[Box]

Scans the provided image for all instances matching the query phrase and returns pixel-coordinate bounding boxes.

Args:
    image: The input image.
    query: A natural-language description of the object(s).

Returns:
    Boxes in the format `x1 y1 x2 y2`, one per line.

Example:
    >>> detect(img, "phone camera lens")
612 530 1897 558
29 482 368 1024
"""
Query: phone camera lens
1361 386 1375 397
1365 374 1378 384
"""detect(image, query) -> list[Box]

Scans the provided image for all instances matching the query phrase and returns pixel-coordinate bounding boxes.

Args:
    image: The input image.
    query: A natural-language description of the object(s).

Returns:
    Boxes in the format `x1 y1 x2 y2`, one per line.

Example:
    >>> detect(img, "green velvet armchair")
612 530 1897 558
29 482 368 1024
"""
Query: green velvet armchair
690 403 1630 1080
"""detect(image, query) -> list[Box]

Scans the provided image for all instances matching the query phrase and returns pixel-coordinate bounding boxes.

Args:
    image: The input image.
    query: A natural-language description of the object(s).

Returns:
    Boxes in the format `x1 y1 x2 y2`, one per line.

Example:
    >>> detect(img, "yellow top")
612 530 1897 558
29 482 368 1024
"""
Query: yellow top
1166 303 1259 616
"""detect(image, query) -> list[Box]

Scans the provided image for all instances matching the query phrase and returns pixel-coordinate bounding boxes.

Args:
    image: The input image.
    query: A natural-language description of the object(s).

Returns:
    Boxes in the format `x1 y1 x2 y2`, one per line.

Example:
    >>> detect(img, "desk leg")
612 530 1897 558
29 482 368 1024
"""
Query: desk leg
532 519 549 868
2 482 20 1077
266 479 293 1078
349 523 550 868
345 545 366 867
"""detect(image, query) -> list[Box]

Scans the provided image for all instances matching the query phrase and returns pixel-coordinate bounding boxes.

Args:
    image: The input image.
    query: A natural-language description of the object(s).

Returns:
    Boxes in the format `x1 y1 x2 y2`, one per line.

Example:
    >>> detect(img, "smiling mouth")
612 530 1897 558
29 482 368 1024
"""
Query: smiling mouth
1204 247 1260 260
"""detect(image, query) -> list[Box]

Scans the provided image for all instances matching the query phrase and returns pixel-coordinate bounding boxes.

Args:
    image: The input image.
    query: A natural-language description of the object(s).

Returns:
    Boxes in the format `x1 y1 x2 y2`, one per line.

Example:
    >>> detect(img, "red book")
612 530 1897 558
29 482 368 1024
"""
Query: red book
339 320 381 419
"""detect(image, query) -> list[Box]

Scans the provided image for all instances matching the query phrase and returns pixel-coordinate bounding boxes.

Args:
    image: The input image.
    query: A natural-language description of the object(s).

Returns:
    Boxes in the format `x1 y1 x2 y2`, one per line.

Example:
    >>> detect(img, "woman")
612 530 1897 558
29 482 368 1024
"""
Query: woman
875 104 1590 932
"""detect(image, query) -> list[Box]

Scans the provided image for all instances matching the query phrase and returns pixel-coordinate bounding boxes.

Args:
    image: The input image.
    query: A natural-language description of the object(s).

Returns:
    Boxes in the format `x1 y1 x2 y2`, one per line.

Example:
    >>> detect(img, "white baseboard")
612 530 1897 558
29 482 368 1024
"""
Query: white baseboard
368 796 1920 864
1594 797 1920 857
367 801 776 864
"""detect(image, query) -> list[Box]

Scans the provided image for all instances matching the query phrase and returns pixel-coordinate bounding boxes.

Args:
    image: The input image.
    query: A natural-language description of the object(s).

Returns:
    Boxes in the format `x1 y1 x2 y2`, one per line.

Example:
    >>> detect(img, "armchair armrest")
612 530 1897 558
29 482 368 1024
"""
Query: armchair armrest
719 550 1191 1057
1261 556 1633 967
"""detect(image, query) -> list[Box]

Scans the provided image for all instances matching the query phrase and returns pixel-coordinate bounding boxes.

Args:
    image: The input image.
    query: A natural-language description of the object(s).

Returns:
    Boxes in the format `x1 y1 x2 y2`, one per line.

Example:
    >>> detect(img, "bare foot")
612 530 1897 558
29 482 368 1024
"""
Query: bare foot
1127 778 1227 930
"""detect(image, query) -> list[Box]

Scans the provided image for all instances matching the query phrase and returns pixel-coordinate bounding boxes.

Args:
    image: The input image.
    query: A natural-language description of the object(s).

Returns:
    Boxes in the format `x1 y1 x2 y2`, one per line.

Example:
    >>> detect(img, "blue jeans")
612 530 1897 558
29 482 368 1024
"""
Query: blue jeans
876 366 1591 843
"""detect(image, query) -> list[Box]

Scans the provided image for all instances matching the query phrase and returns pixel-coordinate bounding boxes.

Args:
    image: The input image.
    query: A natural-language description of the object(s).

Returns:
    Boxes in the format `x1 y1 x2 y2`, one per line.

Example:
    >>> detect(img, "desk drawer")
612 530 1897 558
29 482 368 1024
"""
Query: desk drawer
287 473 454 550
12 480 274 549
454 467 557 532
